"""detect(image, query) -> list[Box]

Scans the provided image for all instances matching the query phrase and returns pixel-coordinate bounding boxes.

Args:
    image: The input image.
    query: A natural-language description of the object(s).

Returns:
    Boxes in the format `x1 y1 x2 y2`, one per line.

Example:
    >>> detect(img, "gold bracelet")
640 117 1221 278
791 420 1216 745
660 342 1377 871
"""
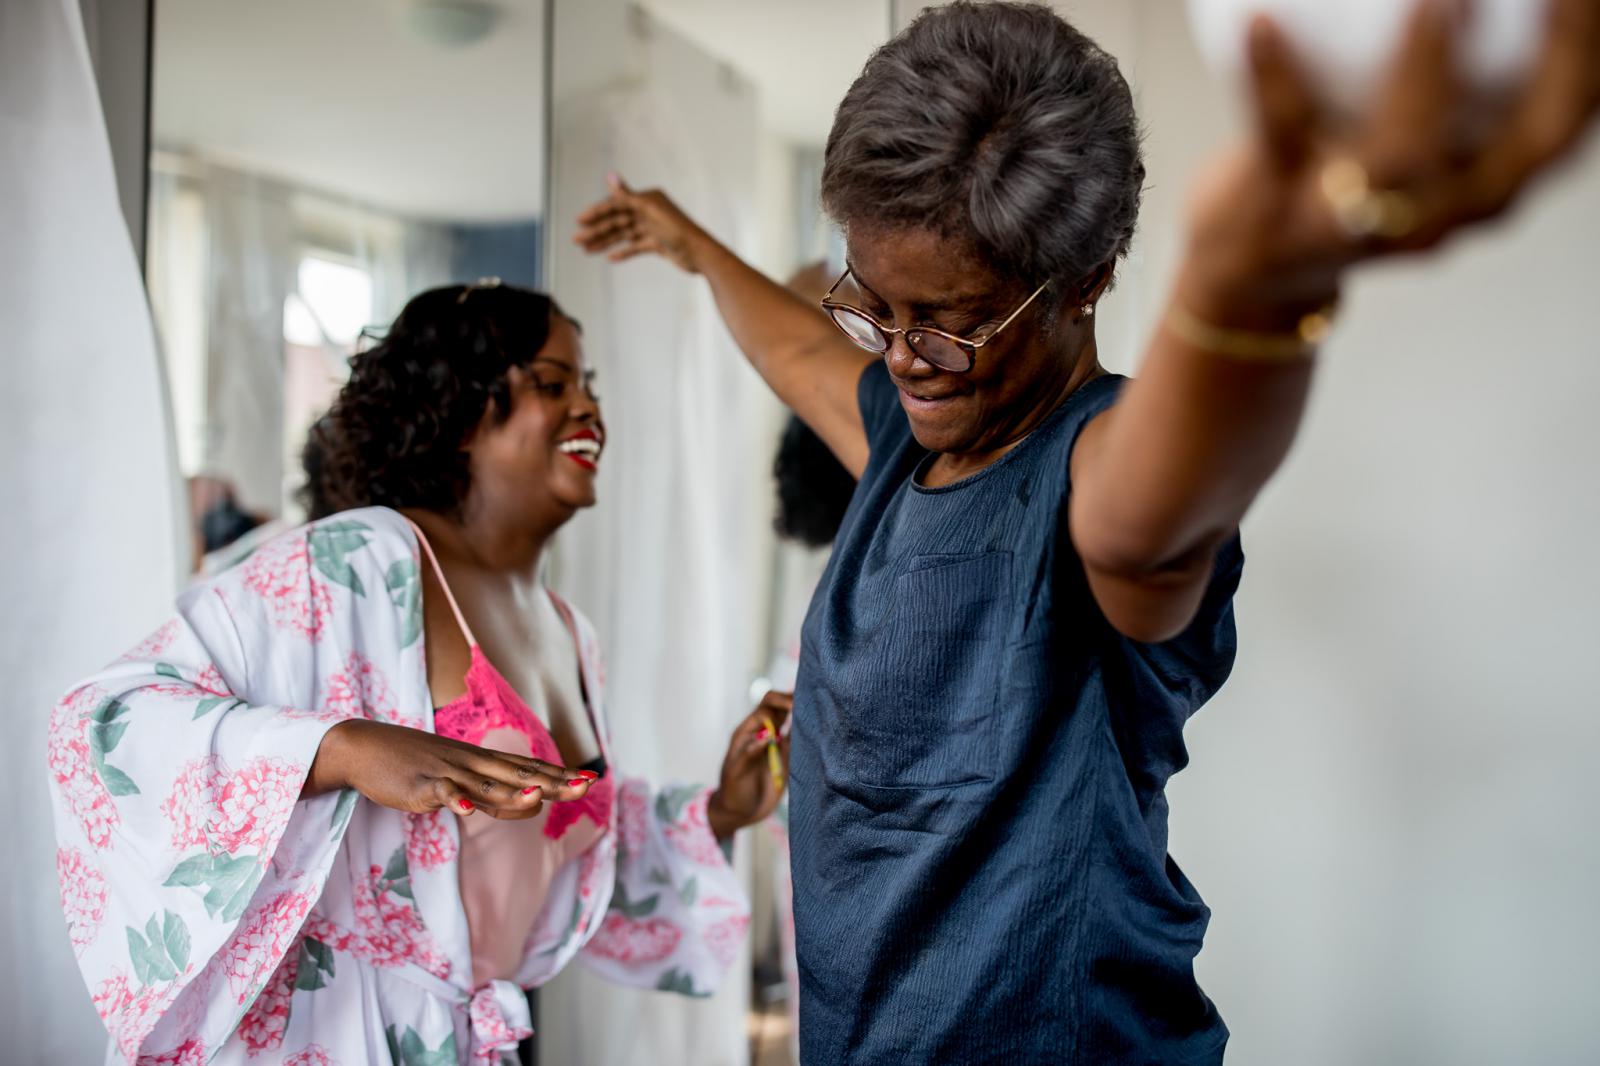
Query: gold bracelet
1165 302 1335 364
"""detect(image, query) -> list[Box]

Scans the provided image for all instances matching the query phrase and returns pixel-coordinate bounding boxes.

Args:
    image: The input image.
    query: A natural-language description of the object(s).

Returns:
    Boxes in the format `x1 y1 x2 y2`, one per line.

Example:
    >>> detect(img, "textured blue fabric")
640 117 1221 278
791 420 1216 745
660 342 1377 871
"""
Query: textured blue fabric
790 362 1243 1064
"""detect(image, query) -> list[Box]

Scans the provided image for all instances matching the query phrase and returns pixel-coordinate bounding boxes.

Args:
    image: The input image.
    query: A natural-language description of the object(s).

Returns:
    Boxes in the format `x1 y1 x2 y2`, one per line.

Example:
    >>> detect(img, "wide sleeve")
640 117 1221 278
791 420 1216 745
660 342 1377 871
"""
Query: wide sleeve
578 777 751 998
48 541 361 1063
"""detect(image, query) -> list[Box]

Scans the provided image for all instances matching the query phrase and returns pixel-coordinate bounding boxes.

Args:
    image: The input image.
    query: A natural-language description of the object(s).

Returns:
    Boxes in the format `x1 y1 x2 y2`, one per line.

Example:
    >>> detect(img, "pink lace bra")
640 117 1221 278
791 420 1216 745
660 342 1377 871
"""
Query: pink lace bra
408 521 613 985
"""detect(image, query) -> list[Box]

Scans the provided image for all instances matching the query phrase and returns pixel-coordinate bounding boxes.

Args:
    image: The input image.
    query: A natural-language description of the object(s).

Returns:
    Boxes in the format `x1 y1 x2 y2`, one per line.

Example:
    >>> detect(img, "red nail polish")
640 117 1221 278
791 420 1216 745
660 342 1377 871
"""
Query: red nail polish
521 787 540 796
576 769 599 780
458 799 474 812
755 728 772 742
567 778 588 787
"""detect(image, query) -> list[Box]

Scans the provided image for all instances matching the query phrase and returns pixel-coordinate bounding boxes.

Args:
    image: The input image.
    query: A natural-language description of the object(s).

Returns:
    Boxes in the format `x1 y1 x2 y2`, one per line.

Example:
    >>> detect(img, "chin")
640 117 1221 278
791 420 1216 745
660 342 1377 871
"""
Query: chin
904 412 978 457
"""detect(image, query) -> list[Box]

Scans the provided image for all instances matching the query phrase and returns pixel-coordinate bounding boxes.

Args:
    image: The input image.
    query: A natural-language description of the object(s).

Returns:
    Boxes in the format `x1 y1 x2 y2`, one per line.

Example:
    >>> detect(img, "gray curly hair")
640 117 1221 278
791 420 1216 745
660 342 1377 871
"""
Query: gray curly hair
821 1 1144 295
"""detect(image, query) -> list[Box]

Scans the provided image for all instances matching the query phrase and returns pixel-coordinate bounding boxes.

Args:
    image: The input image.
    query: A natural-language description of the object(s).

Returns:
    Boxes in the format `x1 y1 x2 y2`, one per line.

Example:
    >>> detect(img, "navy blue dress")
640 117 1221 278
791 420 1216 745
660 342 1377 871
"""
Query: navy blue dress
789 362 1243 1064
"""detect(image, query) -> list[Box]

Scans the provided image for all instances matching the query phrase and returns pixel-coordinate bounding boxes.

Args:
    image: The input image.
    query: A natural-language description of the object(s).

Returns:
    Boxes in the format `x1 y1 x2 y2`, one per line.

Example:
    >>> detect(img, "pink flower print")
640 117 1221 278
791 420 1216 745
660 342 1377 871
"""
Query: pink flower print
616 779 651 856
93 970 132 1025
57 847 108 956
468 985 532 1062
212 757 303 853
123 619 180 662
584 913 683 965
136 1038 206 1066
114 977 187 1062
284 1046 338 1066
662 789 726 868
48 687 119 850
314 652 404 725
242 534 332 638
217 891 315 1002
405 810 458 871
236 943 298 1054
161 756 225 850
703 913 751 970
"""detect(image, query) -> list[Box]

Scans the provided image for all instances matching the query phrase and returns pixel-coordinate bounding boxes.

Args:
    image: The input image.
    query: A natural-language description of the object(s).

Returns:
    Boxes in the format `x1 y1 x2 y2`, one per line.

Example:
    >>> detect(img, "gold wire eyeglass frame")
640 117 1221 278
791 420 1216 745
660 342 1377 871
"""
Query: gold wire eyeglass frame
819 267 1049 373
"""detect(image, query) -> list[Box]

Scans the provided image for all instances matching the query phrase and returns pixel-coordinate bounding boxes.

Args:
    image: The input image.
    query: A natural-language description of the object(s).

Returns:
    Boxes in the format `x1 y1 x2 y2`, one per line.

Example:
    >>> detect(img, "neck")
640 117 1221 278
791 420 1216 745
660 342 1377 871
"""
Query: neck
929 339 1105 485
403 504 564 583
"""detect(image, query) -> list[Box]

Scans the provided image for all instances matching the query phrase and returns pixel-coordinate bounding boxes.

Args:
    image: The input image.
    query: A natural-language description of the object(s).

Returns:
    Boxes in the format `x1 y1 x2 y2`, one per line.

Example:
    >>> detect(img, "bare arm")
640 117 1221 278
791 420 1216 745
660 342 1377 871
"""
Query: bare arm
1072 0 1600 642
575 176 875 475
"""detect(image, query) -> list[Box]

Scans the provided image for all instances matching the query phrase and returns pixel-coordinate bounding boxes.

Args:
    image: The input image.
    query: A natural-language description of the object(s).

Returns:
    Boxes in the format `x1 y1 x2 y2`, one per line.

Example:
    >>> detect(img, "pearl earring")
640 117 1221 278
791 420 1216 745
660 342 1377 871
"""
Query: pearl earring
1081 304 1095 318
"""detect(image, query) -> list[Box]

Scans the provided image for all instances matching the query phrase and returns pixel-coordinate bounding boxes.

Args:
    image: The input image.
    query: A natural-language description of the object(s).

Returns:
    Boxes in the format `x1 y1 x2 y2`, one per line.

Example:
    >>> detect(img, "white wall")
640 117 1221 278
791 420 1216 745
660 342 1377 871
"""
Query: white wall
2 1 183 1062
896 2 1600 1062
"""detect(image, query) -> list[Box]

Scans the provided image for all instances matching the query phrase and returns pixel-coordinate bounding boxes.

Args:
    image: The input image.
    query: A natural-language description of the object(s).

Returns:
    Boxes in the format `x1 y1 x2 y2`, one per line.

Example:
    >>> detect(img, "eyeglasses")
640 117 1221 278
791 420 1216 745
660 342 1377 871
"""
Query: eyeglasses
819 268 1048 373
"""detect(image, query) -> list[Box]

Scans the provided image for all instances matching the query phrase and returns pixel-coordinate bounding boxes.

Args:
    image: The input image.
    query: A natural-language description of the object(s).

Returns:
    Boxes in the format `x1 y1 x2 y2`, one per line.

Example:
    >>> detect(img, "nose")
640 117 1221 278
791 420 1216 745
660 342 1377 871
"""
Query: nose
883 331 934 378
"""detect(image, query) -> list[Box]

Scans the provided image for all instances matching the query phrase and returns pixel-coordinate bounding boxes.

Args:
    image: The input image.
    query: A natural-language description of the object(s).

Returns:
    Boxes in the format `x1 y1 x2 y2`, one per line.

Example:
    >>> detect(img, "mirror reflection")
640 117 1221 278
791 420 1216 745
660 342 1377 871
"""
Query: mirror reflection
145 0 549 570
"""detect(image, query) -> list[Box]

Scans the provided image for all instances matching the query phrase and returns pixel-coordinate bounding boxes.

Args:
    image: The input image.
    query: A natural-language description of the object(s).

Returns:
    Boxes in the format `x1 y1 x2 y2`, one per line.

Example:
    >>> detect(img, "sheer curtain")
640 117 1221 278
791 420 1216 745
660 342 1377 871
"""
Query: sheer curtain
540 63 776 1066
0 0 182 1060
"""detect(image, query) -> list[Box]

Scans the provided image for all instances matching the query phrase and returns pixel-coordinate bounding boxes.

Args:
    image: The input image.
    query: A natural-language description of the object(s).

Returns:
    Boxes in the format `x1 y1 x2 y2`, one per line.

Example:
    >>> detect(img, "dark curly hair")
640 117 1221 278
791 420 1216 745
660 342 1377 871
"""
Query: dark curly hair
302 283 575 521
773 414 857 548
821 2 1144 293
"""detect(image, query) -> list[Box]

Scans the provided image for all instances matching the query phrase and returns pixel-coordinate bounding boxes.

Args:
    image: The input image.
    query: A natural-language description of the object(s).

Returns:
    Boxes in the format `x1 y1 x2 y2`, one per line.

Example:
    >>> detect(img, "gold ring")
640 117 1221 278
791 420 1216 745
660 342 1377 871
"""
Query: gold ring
1320 158 1419 241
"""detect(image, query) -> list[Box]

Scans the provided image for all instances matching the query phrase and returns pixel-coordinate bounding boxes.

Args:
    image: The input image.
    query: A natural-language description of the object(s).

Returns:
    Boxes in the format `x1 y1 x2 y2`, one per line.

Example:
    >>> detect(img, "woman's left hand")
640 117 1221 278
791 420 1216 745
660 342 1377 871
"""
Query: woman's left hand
707 690 793 840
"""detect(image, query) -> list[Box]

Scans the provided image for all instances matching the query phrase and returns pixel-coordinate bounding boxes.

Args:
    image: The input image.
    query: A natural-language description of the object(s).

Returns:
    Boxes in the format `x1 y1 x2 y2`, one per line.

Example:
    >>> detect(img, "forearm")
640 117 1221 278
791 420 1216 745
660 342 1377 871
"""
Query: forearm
687 233 838 386
1072 254 1327 576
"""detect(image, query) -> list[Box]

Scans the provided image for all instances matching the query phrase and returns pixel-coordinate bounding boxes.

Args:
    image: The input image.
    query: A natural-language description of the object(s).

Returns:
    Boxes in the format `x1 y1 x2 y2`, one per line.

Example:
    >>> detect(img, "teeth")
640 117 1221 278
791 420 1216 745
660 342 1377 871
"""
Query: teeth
559 438 601 458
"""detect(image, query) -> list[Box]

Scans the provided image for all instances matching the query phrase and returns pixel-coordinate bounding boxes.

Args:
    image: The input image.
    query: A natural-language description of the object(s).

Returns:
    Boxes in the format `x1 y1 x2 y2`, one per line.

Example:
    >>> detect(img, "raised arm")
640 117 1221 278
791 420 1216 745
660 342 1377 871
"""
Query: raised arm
575 176 875 475
1071 0 1600 642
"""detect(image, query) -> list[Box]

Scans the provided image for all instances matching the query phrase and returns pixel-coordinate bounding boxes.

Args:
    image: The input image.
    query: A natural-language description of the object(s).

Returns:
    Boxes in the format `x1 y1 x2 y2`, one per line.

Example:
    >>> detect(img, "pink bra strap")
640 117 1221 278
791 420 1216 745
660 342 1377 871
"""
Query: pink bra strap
404 518 477 647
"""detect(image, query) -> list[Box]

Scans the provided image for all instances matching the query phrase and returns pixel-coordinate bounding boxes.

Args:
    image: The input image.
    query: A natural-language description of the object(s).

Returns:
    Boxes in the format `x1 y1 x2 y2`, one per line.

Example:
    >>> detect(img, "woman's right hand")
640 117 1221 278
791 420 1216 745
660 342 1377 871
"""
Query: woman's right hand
573 173 710 274
304 719 594 819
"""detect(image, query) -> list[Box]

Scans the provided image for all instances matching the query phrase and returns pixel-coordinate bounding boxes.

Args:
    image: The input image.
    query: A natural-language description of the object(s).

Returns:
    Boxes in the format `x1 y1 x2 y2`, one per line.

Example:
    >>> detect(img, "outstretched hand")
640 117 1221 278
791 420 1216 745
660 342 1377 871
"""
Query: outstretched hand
573 173 708 273
1185 0 1600 317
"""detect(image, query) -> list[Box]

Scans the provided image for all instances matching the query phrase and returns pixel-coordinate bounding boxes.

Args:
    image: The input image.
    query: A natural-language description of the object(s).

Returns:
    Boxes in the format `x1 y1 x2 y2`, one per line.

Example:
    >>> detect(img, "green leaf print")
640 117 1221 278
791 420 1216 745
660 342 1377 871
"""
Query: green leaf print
193 695 244 720
125 910 188 986
655 783 702 825
162 910 191 972
294 936 336 991
97 762 140 797
330 788 358 837
163 852 264 921
609 882 660 919
381 844 409 885
656 968 709 998
155 663 182 681
87 698 139 796
385 559 423 648
387 1025 457 1066
308 521 373 596
679 876 698 907
538 897 584 958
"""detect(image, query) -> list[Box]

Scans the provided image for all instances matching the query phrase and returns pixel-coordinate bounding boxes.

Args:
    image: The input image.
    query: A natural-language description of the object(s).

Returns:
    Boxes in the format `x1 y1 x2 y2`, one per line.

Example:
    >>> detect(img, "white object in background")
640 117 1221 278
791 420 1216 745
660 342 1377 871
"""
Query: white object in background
0 0 181 1061
1186 0 1549 115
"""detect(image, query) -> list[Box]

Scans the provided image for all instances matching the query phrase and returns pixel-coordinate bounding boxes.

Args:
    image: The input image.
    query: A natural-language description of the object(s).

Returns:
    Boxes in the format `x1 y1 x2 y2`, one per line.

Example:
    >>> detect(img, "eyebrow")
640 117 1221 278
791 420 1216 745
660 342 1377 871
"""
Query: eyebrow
530 356 579 374
847 262 990 316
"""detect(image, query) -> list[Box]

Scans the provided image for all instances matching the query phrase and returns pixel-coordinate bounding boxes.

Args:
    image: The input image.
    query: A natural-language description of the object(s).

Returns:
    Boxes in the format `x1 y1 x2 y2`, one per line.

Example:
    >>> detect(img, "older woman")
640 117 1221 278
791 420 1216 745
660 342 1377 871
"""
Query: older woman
575 1 1600 1060
49 282 788 1064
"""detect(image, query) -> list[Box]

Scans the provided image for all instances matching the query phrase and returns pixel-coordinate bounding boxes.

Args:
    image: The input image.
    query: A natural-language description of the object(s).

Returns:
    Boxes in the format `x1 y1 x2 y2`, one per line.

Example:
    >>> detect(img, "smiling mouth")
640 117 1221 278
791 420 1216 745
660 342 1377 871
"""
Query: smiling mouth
896 387 961 409
557 433 602 471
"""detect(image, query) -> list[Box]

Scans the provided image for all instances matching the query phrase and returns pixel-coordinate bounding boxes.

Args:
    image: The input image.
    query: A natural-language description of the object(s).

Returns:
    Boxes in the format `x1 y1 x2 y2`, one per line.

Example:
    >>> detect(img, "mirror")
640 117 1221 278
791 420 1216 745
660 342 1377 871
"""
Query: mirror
542 4 892 1064
145 0 550 569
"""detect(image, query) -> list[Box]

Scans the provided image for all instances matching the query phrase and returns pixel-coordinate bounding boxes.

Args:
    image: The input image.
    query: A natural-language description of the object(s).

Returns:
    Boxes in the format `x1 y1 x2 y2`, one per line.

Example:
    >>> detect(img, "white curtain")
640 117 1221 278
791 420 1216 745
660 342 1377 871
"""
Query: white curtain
201 164 295 516
0 1 182 1060
540 65 775 1066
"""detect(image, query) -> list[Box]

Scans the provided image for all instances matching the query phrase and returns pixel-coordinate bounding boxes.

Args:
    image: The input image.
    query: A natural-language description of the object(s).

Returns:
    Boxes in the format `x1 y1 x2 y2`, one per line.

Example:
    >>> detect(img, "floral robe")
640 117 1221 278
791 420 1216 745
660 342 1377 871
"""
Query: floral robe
48 507 750 1065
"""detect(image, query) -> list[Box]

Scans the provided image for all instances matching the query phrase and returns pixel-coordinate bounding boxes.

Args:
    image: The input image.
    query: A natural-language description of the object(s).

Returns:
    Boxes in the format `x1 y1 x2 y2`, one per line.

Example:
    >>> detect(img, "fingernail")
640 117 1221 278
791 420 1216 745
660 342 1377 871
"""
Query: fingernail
567 778 589 787
576 769 599 780
521 787 540 796
755 728 772 742
458 799 474 812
